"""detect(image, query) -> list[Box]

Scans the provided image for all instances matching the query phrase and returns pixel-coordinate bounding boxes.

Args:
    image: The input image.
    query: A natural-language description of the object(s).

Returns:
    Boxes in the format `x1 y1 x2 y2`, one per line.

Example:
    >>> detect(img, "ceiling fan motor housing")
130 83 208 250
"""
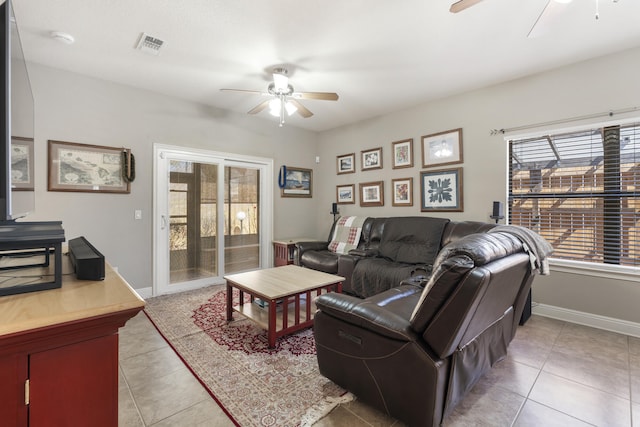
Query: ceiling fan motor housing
268 82 294 96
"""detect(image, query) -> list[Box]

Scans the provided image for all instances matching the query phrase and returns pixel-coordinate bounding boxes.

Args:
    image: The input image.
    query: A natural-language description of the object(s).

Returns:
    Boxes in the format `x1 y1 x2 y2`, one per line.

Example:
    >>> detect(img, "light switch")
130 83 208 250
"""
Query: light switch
134 210 142 220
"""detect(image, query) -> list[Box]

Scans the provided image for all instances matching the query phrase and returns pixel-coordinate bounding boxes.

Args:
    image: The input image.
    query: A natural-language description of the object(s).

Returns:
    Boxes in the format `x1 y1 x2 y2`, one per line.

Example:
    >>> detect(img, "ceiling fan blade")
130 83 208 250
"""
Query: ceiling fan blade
528 0 569 38
291 92 339 101
220 88 269 96
247 100 270 115
450 0 485 13
289 99 313 118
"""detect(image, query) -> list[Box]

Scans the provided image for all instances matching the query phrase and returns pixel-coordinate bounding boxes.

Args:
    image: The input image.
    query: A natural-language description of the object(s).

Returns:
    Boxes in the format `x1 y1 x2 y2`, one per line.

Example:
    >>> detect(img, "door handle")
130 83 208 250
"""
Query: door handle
161 215 167 230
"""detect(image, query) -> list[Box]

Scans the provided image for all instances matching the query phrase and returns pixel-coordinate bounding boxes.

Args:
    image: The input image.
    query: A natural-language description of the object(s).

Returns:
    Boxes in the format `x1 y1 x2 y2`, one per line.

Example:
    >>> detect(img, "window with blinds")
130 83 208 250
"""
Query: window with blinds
508 123 640 267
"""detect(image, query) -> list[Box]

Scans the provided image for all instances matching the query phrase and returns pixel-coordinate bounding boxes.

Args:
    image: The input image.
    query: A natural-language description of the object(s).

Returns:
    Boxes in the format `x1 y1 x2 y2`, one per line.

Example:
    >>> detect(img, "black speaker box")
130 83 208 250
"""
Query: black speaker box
68 236 105 280
492 201 504 218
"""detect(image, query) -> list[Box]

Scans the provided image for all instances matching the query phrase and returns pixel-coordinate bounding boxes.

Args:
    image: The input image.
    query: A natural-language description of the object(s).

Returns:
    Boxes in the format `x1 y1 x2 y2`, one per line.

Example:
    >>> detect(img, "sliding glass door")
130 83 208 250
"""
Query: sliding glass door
153 145 272 295
168 160 219 283
224 163 261 273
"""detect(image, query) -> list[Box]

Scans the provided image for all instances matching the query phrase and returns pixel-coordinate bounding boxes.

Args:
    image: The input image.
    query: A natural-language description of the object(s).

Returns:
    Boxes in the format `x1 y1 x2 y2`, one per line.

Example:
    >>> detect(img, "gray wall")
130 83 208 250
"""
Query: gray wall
24 46 640 324
315 46 640 323
26 64 320 290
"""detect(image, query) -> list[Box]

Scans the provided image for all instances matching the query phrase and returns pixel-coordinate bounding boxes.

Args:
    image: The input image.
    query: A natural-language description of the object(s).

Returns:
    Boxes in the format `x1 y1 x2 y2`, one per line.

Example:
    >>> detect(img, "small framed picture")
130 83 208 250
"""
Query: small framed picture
392 139 413 169
11 136 34 191
336 153 355 174
420 168 463 212
421 128 463 168
392 178 413 207
281 166 312 198
336 184 355 204
360 181 384 207
361 147 383 171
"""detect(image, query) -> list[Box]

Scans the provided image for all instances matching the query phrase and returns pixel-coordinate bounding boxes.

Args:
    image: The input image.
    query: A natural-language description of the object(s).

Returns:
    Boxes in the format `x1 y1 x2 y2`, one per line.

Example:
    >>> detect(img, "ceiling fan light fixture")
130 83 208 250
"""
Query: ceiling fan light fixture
273 71 289 92
268 98 281 117
221 67 338 126
285 101 297 116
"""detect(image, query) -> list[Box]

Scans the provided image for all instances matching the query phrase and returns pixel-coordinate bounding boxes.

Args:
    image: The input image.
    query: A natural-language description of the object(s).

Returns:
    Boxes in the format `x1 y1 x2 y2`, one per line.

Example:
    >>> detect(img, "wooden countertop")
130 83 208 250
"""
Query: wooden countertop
0 255 145 337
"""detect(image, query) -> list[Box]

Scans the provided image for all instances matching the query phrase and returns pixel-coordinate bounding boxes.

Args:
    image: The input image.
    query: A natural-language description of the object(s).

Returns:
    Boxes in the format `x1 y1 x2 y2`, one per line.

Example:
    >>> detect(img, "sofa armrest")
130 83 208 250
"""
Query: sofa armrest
297 241 329 253
295 241 329 265
348 248 379 257
315 288 421 342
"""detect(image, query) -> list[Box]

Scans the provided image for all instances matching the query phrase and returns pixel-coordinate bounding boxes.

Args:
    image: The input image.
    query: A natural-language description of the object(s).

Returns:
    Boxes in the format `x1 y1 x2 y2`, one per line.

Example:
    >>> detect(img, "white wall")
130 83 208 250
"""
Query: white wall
316 46 640 324
26 64 319 290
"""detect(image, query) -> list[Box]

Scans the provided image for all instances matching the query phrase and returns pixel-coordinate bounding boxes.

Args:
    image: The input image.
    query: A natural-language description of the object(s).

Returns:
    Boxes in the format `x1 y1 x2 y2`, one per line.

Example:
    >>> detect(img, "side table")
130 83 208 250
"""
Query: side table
273 238 315 266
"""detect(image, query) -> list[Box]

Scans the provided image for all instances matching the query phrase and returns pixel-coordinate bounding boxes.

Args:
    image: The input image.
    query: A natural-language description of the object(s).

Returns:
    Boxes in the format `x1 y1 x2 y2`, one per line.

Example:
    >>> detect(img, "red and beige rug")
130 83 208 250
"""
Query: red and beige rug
143 284 352 427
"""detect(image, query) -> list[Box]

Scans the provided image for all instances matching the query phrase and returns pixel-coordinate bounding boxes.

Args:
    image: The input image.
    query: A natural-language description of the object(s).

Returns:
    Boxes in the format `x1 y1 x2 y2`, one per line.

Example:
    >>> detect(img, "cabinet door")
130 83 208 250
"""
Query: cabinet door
29 334 118 427
0 353 28 426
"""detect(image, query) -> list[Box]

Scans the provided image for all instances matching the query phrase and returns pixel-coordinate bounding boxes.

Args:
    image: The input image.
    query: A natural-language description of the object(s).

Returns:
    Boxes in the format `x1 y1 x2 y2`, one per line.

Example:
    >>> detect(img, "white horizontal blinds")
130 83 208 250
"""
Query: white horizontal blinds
508 123 640 267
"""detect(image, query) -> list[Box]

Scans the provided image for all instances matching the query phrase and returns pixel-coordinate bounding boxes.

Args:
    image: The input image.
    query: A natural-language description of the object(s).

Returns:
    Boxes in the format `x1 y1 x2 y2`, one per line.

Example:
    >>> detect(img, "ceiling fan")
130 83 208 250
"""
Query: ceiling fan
220 68 339 127
450 0 614 38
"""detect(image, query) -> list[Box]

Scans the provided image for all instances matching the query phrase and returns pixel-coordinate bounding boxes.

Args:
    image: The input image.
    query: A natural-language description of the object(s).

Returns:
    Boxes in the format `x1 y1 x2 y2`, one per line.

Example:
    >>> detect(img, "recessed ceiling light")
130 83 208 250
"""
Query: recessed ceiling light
50 31 75 44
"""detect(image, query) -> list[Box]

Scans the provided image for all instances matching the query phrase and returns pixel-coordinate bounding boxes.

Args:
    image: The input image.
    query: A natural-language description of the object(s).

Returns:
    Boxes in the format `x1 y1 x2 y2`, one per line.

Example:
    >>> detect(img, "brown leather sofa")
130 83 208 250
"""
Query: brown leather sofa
295 216 495 298
313 230 546 427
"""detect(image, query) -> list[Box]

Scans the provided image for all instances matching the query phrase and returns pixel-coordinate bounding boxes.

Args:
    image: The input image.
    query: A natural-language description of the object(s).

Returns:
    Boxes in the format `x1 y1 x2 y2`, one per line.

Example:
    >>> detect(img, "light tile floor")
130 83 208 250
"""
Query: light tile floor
119 313 640 426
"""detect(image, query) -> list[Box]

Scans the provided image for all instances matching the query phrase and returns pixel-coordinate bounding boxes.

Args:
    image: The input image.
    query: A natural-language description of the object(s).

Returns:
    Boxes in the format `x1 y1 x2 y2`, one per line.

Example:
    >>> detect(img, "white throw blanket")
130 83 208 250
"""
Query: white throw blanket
328 216 368 254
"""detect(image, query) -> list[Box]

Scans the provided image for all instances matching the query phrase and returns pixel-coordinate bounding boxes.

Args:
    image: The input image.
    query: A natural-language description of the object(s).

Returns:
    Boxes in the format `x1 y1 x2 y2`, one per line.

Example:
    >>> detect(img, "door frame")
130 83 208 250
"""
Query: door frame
152 144 273 296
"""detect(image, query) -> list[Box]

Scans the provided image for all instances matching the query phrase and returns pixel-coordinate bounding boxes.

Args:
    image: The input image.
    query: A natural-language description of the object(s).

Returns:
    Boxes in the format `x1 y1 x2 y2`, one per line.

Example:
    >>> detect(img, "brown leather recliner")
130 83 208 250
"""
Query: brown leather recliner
313 231 538 427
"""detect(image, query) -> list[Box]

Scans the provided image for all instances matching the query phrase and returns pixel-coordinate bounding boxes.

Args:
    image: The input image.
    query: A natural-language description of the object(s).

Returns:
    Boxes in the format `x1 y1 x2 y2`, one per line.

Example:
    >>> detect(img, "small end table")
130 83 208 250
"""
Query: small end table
272 237 315 266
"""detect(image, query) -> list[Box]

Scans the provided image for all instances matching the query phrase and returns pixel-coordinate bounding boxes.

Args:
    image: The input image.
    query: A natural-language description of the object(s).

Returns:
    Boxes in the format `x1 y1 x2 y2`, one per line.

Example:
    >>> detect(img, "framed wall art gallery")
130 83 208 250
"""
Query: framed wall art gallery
421 128 463 168
361 147 382 171
420 168 463 212
392 177 413 207
392 138 413 169
336 184 355 204
360 181 384 207
337 153 355 174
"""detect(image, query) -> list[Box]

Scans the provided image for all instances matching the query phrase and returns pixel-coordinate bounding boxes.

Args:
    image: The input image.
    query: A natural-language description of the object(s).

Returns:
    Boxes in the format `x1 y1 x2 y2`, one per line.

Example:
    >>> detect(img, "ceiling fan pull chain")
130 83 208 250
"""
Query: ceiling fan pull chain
595 0 599 20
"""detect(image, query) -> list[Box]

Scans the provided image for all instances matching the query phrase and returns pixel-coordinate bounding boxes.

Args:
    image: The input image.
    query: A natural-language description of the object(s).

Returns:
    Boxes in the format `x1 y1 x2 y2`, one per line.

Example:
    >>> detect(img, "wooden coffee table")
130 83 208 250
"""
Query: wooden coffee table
225 265 344 348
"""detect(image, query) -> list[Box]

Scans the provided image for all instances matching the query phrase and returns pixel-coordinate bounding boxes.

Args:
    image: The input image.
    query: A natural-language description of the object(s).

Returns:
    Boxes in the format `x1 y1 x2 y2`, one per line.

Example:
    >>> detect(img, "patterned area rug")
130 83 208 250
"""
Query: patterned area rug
143 284 352 427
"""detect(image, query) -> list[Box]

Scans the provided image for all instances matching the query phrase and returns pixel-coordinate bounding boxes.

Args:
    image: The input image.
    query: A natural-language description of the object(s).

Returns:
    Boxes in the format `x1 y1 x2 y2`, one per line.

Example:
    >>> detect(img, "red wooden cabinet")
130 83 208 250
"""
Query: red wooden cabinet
30 335 118 426
0 262 144 426
0 354 28 425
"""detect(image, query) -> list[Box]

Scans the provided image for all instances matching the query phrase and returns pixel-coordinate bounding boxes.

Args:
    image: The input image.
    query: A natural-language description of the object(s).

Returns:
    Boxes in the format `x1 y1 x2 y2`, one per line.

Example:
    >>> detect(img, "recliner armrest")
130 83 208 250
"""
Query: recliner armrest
296 241 329 253
315 287 421 342
295 241 329 265
348 248 379 257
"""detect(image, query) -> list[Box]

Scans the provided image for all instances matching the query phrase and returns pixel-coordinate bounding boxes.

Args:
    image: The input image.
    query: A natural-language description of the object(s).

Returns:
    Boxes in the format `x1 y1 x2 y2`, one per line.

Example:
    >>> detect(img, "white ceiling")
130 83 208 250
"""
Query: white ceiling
11 0 640 132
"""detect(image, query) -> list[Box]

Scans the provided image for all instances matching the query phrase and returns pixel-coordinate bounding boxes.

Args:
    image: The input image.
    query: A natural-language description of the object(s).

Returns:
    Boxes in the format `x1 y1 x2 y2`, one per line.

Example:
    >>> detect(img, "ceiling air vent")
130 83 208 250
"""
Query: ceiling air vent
136 32 164 55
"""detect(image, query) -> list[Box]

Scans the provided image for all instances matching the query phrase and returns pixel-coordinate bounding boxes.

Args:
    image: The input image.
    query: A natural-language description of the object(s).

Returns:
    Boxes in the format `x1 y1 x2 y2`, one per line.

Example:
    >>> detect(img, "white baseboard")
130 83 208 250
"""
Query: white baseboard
135 287 153 299
532 303 640 338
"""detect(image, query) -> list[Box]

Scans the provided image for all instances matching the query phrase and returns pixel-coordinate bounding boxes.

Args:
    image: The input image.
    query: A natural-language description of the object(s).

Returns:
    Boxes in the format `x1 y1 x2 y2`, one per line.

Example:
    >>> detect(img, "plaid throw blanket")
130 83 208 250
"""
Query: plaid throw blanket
328 216 368 254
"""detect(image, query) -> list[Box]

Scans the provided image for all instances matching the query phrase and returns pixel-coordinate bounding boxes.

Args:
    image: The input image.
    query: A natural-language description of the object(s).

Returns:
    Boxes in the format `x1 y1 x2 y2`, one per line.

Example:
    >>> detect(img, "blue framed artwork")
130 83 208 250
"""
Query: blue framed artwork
281 166 312 198
420 167 463 212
